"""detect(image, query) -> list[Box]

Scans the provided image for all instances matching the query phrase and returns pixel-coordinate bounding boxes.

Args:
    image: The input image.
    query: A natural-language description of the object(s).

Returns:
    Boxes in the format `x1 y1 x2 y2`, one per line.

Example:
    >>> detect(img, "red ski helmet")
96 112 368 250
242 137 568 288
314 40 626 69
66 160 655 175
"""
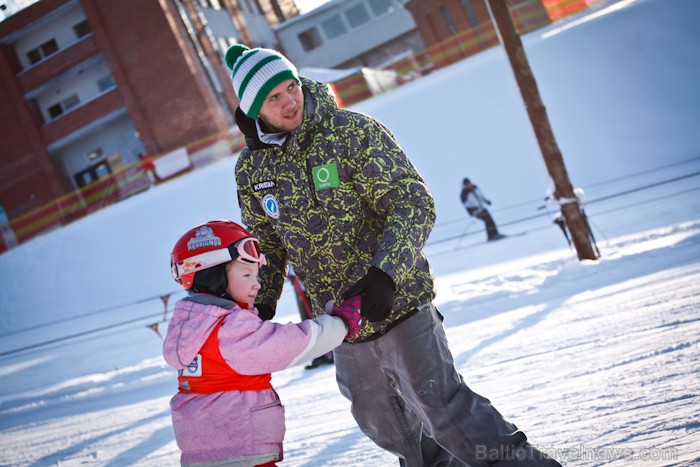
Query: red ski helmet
170 220 266 290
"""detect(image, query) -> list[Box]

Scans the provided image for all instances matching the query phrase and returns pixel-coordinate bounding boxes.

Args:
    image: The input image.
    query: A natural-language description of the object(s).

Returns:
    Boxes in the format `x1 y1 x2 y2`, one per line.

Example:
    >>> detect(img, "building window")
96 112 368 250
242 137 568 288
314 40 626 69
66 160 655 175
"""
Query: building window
97 75 116 92
440 5 459 35
73 19 91 38
74 161 111 188
460 0 478 27
27 38 59 65
368 0 392 17
321 15 347 40
48 103 63 119
47 94 80 120
62 94 80 110
345 4 370 28
298 27 322 52
94 162 110 178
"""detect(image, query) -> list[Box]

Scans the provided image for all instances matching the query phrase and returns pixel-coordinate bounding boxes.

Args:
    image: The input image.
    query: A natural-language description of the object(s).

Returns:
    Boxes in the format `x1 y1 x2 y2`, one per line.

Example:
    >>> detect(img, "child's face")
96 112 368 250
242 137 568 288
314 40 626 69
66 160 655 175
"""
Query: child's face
225 260 261 308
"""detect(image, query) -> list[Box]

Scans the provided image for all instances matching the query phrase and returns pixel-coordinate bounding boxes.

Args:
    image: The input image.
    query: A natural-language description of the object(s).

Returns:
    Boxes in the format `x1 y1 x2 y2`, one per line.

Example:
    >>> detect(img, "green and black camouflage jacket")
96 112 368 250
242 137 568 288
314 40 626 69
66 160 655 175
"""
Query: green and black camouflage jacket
235 77 436 342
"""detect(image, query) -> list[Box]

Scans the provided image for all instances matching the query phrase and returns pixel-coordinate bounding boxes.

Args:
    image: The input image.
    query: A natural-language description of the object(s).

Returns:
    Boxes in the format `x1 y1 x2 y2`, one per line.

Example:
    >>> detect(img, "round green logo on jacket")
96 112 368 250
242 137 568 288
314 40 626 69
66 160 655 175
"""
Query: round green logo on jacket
312 164 339 191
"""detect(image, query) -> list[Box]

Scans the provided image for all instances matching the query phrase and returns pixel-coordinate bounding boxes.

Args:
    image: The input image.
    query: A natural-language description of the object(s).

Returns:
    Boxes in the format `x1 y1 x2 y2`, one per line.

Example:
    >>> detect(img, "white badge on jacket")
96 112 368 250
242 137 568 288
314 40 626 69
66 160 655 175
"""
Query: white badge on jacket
262 193 279 219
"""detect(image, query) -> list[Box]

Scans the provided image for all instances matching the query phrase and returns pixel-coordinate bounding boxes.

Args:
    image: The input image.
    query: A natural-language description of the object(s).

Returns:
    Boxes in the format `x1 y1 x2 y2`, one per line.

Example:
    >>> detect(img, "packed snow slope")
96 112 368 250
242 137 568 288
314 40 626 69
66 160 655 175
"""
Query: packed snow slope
1 0 699 465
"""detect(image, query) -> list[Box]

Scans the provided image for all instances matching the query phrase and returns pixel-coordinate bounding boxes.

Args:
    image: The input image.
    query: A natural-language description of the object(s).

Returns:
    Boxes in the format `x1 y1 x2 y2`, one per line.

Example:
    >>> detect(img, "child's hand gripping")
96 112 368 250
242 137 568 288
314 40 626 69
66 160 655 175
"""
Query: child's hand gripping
326 295 363 341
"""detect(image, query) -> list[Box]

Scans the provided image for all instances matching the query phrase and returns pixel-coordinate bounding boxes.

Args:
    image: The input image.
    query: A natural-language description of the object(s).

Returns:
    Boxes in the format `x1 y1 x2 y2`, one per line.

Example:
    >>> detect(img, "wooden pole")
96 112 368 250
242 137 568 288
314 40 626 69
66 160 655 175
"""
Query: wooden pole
485 0 597 260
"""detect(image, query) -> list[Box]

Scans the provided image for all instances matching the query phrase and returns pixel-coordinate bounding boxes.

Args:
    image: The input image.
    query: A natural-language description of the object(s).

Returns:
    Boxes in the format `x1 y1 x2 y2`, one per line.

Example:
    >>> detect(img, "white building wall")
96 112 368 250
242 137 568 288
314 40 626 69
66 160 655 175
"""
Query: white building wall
35 57 114 122
56 115 140 188
276 0 415 68
242 10 278 48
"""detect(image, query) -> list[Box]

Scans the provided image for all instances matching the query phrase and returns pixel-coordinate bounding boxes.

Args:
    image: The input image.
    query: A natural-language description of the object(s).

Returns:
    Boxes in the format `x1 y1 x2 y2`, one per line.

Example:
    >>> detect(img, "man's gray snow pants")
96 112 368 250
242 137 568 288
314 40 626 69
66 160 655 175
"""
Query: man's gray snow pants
333 305 559 467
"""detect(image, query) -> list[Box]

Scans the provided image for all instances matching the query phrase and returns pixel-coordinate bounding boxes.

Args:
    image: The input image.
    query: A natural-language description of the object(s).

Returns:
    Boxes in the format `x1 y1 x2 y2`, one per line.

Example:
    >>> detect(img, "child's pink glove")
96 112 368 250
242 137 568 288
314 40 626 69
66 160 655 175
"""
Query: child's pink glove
327 295 363 341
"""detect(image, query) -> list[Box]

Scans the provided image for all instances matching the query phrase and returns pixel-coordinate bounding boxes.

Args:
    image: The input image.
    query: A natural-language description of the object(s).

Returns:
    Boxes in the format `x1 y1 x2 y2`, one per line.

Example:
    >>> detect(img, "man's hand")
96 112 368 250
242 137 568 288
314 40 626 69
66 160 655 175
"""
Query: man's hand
342 267 395 322
328 295 363 341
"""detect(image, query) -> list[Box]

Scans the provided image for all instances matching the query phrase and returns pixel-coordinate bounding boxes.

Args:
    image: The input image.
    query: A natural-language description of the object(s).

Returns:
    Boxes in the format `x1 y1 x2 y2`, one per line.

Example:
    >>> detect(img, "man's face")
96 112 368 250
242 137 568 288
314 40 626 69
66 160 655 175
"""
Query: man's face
258 79 304 133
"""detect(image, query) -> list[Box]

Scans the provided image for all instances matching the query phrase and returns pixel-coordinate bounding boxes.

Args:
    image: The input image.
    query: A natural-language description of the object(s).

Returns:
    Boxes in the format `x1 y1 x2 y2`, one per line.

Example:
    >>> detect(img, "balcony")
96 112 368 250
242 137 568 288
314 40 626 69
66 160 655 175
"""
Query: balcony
16 34 99 95
40 88 124 148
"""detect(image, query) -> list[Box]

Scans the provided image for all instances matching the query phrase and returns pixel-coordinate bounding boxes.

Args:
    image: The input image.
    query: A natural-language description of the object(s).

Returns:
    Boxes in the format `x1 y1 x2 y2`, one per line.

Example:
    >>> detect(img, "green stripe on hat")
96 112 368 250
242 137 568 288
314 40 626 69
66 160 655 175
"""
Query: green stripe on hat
238 55 280 104
247 70 298 120
231 48 260 81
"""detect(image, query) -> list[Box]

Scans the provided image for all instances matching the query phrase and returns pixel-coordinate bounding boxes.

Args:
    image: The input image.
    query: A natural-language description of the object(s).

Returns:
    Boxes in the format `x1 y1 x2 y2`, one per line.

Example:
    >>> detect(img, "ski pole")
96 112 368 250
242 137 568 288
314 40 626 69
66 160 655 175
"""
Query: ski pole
455 218 475 250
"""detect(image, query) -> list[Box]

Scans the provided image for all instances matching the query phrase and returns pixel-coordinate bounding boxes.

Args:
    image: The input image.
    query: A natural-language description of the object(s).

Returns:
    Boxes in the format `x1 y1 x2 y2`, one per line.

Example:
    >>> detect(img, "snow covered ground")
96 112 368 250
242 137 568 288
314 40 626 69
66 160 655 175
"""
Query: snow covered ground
1 0 699 465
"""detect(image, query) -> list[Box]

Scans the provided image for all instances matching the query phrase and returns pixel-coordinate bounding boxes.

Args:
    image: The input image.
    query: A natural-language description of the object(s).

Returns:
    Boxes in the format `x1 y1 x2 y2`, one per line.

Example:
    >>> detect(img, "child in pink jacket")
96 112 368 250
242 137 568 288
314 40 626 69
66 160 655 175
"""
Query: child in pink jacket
164 220 360 466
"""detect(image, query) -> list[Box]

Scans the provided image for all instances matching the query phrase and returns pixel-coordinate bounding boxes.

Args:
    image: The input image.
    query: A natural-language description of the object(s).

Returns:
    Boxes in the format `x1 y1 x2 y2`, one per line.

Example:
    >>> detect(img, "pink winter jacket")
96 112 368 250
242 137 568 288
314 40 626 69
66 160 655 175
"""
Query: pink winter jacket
162 294 346 466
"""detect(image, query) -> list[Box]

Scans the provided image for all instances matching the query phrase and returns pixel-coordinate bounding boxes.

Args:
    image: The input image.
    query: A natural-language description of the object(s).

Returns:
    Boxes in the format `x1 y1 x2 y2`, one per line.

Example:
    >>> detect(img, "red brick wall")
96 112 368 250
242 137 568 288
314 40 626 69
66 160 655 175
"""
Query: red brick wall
407 0 493 47
0 0 75 216
83 0 231 156
0 46 66 217
407 0 550 49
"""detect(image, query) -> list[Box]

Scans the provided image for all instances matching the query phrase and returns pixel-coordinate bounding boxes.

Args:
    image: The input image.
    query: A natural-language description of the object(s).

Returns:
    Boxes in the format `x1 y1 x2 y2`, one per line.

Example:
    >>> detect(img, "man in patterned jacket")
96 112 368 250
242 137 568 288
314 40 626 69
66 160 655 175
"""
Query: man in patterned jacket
225 44 560 467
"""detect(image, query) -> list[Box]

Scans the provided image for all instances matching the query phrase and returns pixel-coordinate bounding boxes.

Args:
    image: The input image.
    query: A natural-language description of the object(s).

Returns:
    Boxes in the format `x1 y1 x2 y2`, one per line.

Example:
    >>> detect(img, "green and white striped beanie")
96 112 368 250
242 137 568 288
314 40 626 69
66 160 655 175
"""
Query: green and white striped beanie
225 44 300 119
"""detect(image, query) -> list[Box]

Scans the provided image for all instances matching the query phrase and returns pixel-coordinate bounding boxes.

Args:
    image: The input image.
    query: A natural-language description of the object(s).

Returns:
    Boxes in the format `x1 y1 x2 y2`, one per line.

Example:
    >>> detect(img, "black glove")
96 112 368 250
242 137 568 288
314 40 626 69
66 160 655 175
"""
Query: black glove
485 199 492 206
255 303 275 321
342 267 396 323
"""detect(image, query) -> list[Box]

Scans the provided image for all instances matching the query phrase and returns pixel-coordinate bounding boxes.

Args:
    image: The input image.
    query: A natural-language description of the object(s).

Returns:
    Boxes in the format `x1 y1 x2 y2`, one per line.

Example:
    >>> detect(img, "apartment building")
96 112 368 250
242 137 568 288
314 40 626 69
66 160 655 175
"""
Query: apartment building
276 0 424 69
0 0 296 222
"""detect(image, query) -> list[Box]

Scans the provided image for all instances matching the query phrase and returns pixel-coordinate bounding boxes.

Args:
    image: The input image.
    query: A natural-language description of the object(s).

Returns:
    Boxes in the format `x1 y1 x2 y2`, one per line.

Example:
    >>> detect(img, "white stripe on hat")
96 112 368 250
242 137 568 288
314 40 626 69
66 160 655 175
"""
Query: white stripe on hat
231 50 267 92
238 61 289 113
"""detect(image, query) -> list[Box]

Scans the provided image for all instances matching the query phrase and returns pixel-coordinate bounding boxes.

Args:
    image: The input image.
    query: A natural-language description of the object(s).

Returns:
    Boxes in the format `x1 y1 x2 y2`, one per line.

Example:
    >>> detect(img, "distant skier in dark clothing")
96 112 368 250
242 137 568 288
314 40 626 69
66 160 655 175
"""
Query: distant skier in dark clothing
461 178 505 241
544 187 601 257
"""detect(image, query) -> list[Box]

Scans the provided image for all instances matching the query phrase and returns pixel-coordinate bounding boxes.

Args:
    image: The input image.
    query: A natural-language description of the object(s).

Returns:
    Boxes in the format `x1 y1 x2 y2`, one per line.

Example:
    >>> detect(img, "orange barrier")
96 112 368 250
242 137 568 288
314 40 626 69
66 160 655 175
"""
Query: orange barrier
422 22 498 70
541 0 589 21
2 163 149 248
511 0 554 32
0 128 245 254
329 74 375 108
186 127 246 169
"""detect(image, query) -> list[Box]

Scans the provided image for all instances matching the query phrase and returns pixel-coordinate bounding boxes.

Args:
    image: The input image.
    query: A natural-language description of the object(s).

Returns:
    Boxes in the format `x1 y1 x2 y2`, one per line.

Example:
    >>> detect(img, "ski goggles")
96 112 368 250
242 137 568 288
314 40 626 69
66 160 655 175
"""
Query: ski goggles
229 237 267 265
172 237 266 280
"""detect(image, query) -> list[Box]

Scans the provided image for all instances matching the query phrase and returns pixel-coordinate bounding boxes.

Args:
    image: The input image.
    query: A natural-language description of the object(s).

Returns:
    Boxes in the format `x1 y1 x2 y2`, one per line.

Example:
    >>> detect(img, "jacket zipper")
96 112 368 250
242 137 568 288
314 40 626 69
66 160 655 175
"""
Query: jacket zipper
305 157 319 206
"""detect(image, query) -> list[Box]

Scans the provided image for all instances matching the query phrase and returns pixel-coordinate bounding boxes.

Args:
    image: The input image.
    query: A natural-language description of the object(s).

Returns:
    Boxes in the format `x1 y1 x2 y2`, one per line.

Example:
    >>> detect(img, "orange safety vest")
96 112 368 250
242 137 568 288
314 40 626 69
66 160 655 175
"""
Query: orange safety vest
177 319 272 393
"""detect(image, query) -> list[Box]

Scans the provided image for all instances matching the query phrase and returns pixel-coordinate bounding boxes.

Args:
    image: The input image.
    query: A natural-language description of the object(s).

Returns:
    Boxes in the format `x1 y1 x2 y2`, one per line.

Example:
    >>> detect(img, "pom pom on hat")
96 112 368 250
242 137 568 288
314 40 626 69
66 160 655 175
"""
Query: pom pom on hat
224 44 300 119
225 44 249 70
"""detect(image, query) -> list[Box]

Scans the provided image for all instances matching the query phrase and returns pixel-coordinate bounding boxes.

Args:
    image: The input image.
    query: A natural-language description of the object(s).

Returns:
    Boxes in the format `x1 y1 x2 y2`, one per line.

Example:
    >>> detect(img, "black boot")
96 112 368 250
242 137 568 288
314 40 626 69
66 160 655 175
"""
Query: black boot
304 352 334 370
